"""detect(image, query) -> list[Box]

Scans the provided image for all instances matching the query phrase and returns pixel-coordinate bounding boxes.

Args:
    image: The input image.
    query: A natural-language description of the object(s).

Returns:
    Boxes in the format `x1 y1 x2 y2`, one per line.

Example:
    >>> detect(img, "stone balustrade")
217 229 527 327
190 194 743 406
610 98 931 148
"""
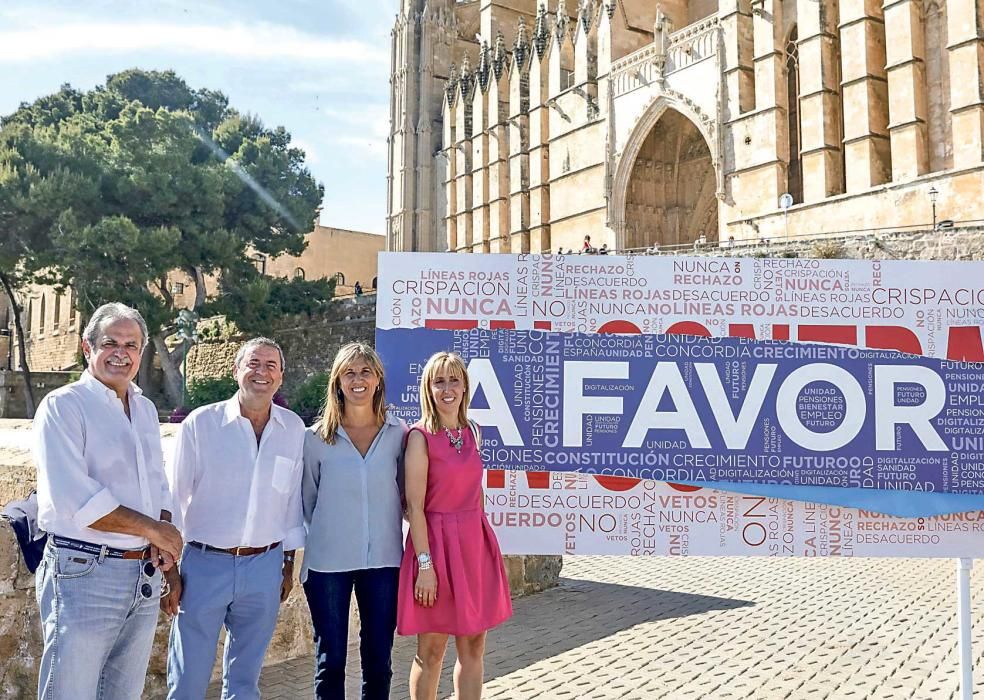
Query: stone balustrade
610 17 721 97
666 18 720 75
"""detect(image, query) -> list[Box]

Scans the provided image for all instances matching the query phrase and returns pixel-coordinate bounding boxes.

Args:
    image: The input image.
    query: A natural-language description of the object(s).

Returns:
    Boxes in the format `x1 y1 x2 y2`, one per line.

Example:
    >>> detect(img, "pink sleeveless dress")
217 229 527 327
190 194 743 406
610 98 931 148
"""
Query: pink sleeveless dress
397 423 513 636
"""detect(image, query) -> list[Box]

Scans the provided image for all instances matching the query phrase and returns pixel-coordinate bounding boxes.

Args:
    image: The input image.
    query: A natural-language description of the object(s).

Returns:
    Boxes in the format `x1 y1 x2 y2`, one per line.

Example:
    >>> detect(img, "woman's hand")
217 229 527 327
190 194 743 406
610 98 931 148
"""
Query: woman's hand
414 567 438 607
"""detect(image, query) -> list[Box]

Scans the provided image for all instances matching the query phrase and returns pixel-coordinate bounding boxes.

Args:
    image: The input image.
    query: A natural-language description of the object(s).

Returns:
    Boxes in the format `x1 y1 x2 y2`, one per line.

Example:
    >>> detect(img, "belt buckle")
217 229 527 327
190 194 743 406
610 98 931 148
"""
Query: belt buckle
232 545 246 556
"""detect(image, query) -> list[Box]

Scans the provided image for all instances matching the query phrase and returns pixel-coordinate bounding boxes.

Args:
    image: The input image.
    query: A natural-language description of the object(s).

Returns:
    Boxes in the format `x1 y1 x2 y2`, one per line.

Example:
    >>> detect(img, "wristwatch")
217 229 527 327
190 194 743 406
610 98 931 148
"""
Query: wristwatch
417 552 433 570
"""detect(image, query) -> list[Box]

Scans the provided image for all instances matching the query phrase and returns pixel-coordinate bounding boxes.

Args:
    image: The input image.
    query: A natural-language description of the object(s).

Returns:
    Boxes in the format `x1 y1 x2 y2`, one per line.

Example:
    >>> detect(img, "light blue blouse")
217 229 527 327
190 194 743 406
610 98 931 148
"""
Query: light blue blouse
300 413 407 581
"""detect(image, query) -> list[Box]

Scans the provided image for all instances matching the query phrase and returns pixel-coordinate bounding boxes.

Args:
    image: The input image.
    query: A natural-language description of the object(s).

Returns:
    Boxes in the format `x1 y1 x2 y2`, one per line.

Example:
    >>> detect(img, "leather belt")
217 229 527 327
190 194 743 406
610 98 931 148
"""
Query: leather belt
190 541 281 556
51 536 151 560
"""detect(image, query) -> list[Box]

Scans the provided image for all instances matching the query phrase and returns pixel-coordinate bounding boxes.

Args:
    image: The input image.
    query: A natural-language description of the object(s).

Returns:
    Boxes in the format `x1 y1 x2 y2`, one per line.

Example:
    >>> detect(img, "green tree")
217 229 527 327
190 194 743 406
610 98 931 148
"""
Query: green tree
0 120 83 415
0 69 328 405
0 142 38 414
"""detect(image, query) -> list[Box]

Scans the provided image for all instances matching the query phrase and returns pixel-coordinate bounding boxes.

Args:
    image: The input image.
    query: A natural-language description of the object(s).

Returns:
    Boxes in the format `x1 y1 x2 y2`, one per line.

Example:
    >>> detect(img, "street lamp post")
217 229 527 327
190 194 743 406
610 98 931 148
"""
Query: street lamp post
929 186 939 231
779 193 794 246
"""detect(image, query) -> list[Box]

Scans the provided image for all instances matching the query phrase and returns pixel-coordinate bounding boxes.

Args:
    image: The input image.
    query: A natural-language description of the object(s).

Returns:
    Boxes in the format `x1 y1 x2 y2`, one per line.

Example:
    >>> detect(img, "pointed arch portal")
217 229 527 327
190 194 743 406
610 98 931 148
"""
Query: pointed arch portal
618 108 718 250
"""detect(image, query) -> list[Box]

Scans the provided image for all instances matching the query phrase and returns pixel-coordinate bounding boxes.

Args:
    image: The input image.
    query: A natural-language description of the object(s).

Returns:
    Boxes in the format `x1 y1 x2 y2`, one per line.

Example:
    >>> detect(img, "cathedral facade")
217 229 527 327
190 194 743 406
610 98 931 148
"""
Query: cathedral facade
387 0 984 253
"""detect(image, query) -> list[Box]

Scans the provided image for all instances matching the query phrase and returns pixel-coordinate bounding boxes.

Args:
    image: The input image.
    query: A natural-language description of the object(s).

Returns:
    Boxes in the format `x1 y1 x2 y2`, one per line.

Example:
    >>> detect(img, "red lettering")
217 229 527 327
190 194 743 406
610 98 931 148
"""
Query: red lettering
865 326 923 355
668 483 702 493
594 476 641 491
666 321 712 337
728 323 756 339
486 470 505 488
425 319 478 330
947 326 984 362
797 325 857 345
597 320 641 334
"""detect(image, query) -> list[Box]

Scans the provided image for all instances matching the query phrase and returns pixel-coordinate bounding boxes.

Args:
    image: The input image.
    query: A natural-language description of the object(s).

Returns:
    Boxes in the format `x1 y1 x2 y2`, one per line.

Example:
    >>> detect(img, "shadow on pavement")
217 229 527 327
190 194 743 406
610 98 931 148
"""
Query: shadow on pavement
486 577 753 678
390 575 755 698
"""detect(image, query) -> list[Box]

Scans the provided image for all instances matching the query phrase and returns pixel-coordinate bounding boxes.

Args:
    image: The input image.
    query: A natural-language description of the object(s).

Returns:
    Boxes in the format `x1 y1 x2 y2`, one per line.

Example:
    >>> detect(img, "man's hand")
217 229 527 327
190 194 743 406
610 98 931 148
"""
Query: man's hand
146 520 183 563
149 545 177 572
280 560 294 603
161 566 183 617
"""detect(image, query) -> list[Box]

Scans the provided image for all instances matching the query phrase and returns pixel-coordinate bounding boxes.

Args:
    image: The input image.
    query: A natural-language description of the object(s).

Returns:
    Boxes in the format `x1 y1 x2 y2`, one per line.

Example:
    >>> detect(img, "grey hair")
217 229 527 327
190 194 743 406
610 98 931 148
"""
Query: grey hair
234 337 286 371
82 302 149 351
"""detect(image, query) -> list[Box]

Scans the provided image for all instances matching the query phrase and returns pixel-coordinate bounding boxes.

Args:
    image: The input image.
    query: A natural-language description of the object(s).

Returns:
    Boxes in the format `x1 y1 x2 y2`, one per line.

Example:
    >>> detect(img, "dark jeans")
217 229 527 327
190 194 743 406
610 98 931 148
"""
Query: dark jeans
303 567 400 700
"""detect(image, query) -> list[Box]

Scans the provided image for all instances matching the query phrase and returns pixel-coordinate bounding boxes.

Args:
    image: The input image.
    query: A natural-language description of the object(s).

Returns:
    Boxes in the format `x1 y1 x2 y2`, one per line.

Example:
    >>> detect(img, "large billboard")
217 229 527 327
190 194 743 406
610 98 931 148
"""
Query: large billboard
376 253 984 557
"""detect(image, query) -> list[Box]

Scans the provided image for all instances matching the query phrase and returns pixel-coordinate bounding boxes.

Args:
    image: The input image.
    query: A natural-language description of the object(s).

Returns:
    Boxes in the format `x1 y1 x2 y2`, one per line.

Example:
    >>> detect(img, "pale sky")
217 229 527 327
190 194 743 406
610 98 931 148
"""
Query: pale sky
0 0 398 235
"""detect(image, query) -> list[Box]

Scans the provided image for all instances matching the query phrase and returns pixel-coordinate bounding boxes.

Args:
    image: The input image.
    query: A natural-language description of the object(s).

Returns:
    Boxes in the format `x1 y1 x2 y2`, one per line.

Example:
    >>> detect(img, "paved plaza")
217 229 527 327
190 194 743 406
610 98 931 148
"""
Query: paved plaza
208 555 984 699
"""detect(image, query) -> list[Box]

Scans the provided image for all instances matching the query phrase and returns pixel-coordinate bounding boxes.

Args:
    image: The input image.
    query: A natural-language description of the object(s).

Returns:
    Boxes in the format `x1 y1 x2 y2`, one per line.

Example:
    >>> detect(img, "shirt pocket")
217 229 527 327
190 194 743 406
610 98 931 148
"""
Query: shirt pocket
272 456 300 494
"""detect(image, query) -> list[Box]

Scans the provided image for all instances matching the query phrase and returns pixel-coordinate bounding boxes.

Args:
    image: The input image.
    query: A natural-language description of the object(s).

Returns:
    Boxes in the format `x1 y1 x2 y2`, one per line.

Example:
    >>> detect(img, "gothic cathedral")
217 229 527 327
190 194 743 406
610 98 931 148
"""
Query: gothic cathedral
387 0 984 253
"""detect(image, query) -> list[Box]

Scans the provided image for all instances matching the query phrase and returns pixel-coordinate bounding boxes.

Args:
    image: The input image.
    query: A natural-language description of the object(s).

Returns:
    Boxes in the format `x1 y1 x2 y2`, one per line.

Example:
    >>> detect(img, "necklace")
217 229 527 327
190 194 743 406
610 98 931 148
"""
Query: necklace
443 426 464 453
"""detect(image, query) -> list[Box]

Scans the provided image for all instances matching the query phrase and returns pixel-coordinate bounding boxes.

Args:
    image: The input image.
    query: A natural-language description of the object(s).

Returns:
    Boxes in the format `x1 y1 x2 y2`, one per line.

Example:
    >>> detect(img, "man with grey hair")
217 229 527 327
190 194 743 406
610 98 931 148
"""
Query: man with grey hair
33 301 184 699
164 336 304 700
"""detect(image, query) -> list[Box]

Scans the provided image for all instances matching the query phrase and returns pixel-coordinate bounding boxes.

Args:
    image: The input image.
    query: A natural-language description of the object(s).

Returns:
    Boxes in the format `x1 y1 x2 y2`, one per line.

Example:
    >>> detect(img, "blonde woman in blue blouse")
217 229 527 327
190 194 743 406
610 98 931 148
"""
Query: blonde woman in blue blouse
301 343 407 699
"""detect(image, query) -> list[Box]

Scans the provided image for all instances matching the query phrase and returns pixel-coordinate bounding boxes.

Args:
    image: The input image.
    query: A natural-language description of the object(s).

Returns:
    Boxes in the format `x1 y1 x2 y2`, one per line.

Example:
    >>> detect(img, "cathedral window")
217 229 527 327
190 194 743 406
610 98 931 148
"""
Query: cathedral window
785 27 803 204
561 69 575 91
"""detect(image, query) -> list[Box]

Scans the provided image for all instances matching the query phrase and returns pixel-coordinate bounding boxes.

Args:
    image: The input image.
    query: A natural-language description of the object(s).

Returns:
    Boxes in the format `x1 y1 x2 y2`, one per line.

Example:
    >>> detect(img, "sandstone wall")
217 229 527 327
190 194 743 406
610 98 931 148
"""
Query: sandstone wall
262 226 385 297
13 291 80 373
0 372 77 420
20 327 78 373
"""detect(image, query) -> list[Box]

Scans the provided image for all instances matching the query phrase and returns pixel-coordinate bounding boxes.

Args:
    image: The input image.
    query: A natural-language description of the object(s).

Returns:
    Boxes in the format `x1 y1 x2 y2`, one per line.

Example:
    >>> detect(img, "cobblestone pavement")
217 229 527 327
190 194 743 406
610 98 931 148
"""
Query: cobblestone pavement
208 555 984 699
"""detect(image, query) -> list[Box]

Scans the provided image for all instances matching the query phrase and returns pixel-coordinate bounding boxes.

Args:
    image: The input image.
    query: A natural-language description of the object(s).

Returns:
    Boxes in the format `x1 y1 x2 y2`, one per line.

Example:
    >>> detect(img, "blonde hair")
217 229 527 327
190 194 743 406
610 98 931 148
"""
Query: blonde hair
315 342 387 444
419 351 470 434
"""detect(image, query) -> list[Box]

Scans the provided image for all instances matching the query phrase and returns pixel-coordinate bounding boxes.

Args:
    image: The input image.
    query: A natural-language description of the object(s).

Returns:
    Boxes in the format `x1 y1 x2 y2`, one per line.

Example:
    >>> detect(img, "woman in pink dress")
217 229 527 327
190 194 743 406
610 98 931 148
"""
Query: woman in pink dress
398 351 512 700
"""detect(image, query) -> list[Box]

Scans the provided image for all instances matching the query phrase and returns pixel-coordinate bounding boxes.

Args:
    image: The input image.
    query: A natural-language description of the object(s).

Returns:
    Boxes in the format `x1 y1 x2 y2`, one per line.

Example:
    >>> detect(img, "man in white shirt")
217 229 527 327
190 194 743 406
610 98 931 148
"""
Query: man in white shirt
163 337 305 700
33 302 184 700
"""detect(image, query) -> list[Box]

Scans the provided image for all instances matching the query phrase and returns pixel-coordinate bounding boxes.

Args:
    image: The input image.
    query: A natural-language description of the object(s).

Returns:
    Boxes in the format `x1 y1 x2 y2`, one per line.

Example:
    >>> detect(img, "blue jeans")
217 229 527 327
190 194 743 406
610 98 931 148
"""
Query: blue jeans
303 568 399 700
167 544 284 700
36 542 162 700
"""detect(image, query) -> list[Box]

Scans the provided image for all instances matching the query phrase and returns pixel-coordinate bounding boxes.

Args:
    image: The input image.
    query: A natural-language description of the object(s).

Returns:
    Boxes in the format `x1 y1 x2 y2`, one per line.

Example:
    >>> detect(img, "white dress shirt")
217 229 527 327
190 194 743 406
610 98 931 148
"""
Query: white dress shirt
168 395 305 550
33 370 170 550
